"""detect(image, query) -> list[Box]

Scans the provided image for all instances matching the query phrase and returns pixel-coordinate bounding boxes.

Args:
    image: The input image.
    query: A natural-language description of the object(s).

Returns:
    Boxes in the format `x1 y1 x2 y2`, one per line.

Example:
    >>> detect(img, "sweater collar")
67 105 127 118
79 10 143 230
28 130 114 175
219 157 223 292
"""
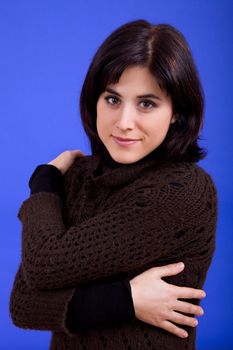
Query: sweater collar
88 149 168 188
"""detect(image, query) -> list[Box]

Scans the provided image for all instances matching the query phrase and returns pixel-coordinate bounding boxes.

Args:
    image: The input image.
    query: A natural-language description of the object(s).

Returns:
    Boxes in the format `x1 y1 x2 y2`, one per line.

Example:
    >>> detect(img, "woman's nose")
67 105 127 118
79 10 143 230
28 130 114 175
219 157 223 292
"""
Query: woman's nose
115 105 136 130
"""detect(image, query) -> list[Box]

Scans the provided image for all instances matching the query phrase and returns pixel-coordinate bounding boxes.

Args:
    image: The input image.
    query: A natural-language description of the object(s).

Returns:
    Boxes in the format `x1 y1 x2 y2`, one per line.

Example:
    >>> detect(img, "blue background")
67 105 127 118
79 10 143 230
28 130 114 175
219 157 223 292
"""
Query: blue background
1 1 232 349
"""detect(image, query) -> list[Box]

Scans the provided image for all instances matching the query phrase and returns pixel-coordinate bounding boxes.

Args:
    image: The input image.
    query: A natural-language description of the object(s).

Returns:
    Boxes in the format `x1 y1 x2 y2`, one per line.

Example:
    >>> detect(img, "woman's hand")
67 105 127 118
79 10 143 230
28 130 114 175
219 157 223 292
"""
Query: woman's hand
48 150 85 175
129 262 205 339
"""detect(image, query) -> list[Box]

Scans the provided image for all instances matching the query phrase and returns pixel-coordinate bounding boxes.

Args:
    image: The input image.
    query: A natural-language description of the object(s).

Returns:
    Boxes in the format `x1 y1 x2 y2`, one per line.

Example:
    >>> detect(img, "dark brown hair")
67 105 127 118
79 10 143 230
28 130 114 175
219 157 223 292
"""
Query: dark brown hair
79 19 206 162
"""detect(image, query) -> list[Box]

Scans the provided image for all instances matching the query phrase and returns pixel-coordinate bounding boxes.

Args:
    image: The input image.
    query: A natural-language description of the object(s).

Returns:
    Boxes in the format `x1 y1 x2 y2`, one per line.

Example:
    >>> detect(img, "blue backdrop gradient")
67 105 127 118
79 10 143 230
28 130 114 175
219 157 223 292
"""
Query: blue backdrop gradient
0 1 232 349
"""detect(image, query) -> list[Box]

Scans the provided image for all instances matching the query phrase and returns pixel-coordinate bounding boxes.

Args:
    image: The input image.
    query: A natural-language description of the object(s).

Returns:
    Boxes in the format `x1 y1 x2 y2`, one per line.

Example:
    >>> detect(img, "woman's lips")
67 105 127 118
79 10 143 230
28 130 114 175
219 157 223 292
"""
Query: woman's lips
111 135 141 146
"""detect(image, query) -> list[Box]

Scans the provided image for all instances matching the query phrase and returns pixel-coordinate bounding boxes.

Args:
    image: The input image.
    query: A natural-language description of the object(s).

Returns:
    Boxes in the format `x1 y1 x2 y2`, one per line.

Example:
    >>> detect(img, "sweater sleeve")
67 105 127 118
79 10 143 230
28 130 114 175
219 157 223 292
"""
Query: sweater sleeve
29 164 63 197
9 264 77 336
22 163 136 329
66 278 135 332
17 165 218 290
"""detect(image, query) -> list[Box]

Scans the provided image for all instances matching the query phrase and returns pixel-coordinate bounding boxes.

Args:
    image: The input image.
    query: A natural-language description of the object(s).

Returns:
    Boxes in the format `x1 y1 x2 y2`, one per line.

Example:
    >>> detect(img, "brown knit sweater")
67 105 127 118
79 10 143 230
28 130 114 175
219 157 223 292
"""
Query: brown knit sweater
10 151 218 350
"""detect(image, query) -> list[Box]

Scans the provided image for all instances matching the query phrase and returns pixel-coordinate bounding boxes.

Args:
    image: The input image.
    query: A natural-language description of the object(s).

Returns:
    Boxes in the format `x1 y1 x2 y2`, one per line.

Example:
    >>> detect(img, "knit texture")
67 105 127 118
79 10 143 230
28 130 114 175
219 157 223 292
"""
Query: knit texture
28 163 136 330
10 152 218 349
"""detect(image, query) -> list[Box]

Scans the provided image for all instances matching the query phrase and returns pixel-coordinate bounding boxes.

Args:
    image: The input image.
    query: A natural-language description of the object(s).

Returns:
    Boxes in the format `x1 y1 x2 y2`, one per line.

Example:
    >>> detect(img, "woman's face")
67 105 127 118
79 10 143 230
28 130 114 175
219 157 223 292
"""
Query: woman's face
96 65 175 164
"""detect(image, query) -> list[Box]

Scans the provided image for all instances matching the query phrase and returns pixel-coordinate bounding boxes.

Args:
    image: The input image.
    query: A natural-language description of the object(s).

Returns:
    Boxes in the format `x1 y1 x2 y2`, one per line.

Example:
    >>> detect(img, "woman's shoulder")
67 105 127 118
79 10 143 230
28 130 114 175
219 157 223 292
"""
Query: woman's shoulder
172 161 217 196
138 160 218 207
61 154 96 194
71 153 97 170
152 160 216 188
63 154 97 179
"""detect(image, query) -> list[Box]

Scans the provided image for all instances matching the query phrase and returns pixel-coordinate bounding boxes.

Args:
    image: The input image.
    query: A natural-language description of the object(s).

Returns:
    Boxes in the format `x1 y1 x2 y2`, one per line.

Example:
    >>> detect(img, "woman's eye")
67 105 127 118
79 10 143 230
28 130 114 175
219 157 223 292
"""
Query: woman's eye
140 100 156 109
104 95 119 105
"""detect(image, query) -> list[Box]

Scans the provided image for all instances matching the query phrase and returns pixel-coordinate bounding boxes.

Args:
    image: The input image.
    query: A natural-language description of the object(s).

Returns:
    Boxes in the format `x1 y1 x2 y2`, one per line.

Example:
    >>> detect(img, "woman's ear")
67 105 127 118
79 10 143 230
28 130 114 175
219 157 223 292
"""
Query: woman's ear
170 115 177 124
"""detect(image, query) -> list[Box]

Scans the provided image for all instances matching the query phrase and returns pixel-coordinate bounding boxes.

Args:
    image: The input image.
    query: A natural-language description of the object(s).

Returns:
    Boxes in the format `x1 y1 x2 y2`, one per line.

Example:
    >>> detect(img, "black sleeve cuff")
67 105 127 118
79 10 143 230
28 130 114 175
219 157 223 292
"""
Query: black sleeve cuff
29 164 63 197
66 278 136 332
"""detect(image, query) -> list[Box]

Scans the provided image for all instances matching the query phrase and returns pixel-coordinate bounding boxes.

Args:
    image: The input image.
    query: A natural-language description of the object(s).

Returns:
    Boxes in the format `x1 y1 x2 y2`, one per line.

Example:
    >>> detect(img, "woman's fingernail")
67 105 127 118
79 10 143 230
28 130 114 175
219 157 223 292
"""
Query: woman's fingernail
202 291 206 298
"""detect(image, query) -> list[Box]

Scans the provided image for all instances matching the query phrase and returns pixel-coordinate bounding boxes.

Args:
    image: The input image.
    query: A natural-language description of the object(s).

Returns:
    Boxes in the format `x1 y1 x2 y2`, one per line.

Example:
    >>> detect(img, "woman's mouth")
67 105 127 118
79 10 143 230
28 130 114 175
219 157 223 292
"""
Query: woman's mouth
111 135 141 146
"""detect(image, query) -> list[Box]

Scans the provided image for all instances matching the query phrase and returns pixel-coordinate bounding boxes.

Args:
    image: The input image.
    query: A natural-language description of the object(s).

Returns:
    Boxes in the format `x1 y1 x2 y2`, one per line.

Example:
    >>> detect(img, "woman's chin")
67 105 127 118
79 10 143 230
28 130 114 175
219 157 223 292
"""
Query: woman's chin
107 150 145 164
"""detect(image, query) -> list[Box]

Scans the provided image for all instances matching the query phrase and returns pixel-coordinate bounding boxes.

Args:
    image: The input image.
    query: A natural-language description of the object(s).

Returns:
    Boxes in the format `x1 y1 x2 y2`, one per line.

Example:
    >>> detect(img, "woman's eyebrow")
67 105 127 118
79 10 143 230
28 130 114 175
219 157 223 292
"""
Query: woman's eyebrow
105 87 161 100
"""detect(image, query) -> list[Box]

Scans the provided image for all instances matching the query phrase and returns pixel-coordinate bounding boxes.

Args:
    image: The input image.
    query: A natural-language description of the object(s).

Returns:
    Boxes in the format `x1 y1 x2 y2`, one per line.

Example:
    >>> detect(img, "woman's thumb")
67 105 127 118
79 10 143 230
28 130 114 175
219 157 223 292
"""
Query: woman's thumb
157 262 185 278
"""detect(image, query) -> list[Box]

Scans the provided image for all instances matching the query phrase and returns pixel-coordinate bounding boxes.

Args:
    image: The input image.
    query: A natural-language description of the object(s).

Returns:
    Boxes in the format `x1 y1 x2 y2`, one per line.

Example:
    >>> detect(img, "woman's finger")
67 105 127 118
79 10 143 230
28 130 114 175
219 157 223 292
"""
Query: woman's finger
175 300 204 316
48 149 85 175
71 149 85 157
173 285 206 300
170 311 198 328
160 320 188 339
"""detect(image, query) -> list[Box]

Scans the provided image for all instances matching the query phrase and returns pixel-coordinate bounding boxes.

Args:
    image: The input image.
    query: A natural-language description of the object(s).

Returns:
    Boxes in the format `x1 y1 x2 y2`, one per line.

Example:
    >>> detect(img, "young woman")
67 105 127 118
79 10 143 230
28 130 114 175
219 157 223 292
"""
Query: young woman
10 20 218 350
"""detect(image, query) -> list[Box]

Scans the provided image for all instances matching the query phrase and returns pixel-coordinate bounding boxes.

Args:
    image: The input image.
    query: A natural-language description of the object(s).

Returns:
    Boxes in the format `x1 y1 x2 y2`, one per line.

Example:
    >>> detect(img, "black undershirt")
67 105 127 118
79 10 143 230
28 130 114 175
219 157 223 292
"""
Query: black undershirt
28 164 136 332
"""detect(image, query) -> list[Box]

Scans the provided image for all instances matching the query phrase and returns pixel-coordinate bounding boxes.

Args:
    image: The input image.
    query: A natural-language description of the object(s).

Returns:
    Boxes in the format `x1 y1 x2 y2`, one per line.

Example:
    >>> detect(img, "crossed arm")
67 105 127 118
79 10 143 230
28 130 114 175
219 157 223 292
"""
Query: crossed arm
11 163 216 333
18 170 197 290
